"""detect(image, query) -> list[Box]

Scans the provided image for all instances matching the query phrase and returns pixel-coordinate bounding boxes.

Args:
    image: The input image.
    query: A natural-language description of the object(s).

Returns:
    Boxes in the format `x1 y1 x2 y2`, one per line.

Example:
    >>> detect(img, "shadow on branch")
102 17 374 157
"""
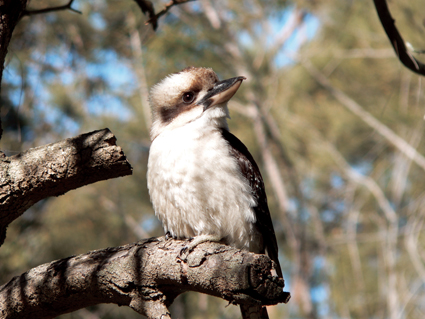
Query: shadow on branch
0 237 290 319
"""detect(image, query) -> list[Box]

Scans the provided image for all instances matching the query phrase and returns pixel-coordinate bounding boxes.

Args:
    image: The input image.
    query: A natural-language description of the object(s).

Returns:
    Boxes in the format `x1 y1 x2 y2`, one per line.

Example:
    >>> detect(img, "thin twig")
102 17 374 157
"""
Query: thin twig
302 58 425 173
145 0 194 31
21 0 81 18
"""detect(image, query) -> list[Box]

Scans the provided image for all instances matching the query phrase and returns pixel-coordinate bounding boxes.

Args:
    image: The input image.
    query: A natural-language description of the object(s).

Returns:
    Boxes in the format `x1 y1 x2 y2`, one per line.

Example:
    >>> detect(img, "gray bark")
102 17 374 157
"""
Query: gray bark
0 237 290 319
0 128 133 245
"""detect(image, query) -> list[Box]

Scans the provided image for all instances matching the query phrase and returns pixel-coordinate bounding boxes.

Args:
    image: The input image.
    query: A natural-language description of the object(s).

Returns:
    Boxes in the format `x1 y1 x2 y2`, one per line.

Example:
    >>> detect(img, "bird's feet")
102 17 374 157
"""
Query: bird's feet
178 245 190 261
178 234 222 262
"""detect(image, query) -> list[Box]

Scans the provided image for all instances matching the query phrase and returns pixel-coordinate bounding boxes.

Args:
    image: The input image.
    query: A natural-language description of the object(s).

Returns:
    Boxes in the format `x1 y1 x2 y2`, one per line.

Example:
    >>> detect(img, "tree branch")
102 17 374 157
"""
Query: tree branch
373 0 425 76
301 59 425 173
133 0 157 29
0 237 290 319
0 0 28 140
0 128 132 246
143 0 194 31
21 0 82 18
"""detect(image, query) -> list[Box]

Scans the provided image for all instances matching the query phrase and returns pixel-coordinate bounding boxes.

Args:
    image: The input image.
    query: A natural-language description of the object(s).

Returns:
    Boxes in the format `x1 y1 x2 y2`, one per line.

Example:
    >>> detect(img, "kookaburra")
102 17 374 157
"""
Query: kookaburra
147 66 282 279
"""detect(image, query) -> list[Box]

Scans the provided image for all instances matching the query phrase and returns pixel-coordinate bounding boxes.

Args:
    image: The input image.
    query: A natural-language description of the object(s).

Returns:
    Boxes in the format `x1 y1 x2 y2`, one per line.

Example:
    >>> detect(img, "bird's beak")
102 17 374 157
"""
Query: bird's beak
197 76 246 111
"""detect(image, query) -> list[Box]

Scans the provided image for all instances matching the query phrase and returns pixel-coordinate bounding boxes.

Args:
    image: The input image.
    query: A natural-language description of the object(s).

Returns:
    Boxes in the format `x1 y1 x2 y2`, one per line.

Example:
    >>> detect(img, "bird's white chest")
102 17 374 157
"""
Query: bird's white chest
147 123 257 250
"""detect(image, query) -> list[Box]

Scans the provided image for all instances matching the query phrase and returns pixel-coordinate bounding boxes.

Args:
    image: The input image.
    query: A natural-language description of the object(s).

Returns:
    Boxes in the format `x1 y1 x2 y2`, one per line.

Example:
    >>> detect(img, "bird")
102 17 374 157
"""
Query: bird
147 66 282 281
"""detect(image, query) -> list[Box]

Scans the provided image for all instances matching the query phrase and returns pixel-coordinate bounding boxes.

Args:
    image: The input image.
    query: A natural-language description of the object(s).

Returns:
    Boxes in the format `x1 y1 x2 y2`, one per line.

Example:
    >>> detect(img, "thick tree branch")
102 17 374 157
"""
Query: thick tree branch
0 237 290 319
373 0 425 76
21 0 82 18
0 128 132 246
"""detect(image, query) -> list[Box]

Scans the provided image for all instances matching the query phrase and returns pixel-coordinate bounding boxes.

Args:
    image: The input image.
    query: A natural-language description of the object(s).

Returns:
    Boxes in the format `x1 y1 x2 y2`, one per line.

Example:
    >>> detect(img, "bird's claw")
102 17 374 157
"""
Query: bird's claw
177 246 190 262
177 238 195 262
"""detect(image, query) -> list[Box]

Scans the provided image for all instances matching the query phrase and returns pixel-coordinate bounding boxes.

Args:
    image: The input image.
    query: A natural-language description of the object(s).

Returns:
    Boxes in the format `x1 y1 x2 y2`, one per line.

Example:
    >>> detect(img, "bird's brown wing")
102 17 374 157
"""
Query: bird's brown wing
220 128 282 278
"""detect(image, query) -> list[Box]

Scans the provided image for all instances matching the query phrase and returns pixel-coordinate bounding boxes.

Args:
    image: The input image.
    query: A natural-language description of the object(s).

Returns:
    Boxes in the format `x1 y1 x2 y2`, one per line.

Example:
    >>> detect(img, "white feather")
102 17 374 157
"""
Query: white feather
147 112 258 251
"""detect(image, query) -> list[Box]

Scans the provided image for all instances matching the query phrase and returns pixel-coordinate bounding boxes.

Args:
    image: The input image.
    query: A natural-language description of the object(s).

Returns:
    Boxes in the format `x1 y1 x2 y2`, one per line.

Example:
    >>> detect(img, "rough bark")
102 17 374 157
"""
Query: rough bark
0 237 290 319
0 128 132 245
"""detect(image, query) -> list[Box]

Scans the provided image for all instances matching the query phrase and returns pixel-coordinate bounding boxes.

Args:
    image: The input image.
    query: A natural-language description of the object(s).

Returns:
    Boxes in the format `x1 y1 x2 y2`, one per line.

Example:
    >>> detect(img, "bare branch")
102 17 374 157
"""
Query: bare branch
0 0 28 140
405 217 425 284
127 11 152 127
133 0 157 28
324 139 398 225
144 0 194 31
301 59 425 174
0 237 290 319
21 0 82 18
373 0 425 76
288 112 398 225
0 128 132 246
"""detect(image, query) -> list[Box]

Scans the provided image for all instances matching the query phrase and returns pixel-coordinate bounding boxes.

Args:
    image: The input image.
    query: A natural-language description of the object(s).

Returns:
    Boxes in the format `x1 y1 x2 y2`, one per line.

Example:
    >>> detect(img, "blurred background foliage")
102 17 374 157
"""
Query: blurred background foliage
1 0 425 318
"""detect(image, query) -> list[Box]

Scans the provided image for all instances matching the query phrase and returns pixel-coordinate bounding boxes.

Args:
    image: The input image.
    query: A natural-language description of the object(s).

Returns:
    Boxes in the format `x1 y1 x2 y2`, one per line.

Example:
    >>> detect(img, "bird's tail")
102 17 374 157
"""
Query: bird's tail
266 246 283 278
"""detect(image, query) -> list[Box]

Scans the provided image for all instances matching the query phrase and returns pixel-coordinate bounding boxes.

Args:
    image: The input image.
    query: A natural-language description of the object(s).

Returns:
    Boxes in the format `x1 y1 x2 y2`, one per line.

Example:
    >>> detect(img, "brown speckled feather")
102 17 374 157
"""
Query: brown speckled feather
220 128 282 278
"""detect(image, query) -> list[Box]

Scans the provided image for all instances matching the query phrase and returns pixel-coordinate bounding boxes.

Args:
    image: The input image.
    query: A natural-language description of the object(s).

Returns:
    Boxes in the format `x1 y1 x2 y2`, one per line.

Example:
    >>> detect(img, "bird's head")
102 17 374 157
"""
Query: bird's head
149 67 245 140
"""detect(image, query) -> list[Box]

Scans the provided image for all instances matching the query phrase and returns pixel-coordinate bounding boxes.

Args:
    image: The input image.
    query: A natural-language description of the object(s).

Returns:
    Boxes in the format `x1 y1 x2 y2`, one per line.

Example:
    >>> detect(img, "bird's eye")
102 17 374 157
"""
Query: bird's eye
182 92 195 104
